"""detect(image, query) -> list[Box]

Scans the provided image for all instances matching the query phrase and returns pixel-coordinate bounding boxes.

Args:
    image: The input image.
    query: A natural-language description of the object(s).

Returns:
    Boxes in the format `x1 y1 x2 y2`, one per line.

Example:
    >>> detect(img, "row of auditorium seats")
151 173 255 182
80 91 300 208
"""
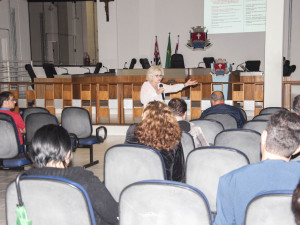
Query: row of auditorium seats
0 107 107 169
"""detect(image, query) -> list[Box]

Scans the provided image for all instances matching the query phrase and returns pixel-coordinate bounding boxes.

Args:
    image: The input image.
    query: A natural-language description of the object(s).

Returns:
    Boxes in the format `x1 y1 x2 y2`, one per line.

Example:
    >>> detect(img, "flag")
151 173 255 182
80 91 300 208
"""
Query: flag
175 35 179 54
154 36 161 65
165 33 172 68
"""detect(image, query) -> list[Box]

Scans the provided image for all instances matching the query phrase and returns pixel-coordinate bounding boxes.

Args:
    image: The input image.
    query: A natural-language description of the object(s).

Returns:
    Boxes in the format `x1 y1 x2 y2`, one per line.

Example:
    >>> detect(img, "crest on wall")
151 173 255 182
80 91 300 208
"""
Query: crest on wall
210 58 232 76
186 26 212 50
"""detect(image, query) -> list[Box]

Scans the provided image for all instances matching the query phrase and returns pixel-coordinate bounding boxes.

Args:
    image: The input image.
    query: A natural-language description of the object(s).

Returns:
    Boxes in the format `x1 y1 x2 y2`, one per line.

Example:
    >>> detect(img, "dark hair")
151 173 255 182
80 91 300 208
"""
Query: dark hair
265 111 300 158
29 124 72 168
210 91 224 102
293 95 300 114
168 98 187 117
0 91 13 107
292 181 300 225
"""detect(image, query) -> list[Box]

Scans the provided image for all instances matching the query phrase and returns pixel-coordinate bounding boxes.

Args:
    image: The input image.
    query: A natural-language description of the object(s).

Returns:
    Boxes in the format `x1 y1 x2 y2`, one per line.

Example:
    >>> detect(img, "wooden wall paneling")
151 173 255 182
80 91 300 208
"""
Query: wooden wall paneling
190 83 202 119
62 83 73 108
132 83 143 123
81 83 92 116
96 83 110 124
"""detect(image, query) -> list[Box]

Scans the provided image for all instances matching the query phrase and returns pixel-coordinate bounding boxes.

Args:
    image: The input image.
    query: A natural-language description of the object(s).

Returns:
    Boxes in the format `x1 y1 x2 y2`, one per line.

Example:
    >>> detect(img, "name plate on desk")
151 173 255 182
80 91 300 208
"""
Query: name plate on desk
240 71 264 76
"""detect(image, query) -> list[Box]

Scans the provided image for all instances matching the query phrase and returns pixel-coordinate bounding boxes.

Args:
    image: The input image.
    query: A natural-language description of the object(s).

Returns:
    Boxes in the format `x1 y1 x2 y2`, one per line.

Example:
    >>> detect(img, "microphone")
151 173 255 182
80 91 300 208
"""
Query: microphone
159 83 165 101
81 66 91 74
236 62 246 71
123 62 128 69
103 65 109 73
59 67 69 75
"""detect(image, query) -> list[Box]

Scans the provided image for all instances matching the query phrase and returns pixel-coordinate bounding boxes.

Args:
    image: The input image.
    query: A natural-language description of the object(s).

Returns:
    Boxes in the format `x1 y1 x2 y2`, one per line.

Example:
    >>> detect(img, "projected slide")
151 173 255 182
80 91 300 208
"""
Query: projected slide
204 0 266 34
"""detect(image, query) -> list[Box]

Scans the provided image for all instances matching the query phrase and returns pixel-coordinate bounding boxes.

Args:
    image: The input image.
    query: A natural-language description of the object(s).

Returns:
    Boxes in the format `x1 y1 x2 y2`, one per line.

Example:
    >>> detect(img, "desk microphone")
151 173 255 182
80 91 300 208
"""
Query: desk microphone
60 67 69 75
159 83 165 101
81 66 91 74
103 66 109 73
123 62 128 69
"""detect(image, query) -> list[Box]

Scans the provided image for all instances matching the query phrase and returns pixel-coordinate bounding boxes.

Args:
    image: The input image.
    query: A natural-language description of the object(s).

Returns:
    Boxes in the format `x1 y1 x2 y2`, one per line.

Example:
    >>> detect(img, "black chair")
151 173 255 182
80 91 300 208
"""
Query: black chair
245 60 261 71
22 107 50 123
93 62 102 74
0 113 31 169
203 57 215 68
140 58 151 69
259 107 288 115
6 173 97 225
61 107 107 168
129 58 137 69
24 113 59 149
170 54 185 68
24 64 36 89
42 63 57 78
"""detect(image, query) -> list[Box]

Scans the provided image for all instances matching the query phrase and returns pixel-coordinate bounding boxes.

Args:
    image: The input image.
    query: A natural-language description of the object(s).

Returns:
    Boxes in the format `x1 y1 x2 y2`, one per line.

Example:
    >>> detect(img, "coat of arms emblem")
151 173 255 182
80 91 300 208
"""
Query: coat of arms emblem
187 26 212 50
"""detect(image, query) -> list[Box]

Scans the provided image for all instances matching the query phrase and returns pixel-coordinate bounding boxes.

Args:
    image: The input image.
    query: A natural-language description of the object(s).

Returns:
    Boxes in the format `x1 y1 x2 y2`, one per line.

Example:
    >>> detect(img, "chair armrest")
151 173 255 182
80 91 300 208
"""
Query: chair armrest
96 126 107 142
69 133 79 152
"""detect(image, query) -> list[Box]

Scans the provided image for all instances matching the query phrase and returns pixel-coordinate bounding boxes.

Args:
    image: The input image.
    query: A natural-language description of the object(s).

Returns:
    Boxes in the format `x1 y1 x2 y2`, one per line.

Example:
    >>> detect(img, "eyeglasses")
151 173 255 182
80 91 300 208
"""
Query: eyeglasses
155 75 163 78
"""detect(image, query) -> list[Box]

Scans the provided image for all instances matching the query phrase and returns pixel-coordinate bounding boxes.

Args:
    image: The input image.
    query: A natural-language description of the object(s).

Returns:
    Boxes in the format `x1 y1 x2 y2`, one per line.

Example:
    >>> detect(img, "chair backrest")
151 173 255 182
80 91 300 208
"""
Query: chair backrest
22 107 50 123
139 58 150 69
170 54 185 68
259 107 289 115
245 60 261 71
24 64 37 82
181 131 195 161
214 129 261 164
243 120 268 134
25 113 59 144
42 63 57 78
252 114 273 121
240 108 247 121
190 119 224 145
0 118 20 158
119 180 213 225
204 113 238 130
61 107 92 138
245 190 295 225
6 174 96 225
186 146 249 212
104 144 166 202
93 62 102 74
203 57 215 68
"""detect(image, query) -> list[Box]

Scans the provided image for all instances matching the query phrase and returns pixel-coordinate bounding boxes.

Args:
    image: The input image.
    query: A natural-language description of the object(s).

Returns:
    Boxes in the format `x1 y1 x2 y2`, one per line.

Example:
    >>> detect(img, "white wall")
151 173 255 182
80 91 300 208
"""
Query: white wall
97 0 266 71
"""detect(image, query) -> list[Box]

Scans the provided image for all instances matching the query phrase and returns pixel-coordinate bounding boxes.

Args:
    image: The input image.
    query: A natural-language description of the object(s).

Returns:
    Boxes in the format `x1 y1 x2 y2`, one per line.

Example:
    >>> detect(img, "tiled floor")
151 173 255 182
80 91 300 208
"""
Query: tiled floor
0 135 125 225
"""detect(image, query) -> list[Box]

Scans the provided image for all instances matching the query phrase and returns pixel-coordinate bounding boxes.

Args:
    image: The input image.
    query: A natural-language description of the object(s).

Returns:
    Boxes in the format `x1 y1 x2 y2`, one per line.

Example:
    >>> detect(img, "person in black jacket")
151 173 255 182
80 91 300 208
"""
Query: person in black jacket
125 101 185 182
26 124 119 225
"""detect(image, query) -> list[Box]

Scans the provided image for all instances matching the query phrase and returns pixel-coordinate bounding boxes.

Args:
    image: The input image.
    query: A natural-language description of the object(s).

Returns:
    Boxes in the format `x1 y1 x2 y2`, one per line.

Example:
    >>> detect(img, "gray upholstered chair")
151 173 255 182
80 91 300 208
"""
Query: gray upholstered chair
203 114 237 130
214 129 261 164
0 114 31 169
104 144 166 202
22 107 50 123
119 180 213 225
186 146 249 213
243 120 268 134
259 107 288 115
181 131 195 161
190 119 224 145
245 190 296 225
252 114 273 121
6 173 96 225
61 107 107 168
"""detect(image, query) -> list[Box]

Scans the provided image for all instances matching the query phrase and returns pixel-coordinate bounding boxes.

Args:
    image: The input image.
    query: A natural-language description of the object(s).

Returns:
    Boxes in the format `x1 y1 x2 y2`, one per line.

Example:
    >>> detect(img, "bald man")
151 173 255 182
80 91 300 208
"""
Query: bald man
200 91 246 128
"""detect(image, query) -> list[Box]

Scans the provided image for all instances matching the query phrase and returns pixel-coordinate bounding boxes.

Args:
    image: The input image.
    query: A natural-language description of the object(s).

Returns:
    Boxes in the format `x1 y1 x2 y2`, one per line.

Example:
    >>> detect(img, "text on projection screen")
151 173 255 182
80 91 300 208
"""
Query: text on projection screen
204 0 266 34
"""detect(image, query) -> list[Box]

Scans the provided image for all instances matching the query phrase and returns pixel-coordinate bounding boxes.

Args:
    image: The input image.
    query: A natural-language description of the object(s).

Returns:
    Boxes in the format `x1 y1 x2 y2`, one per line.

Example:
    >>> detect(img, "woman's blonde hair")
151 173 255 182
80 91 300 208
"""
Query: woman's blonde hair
135 101 181 151
146 66 164 81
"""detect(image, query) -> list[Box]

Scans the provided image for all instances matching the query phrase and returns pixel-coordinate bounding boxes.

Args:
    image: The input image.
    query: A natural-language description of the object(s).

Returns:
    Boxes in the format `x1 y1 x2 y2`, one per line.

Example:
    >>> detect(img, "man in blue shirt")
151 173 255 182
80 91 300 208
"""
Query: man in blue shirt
214 110 300 225
200 91 246 128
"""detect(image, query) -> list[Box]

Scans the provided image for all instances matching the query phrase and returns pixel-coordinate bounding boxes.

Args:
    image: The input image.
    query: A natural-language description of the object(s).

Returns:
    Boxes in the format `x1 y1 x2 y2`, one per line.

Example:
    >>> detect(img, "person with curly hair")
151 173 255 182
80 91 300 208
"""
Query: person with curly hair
125 101 185 182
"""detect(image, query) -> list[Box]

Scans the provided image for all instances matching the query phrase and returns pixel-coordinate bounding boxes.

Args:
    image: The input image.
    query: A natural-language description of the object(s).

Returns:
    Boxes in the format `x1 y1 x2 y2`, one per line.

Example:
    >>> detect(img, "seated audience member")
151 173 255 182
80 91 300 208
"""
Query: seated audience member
200 91 246 128
0 91 25 144
168 98 208 147
27 125 118 225
293 95 300 115
125 101 185 182
214 111 300 225
292 181 300 225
